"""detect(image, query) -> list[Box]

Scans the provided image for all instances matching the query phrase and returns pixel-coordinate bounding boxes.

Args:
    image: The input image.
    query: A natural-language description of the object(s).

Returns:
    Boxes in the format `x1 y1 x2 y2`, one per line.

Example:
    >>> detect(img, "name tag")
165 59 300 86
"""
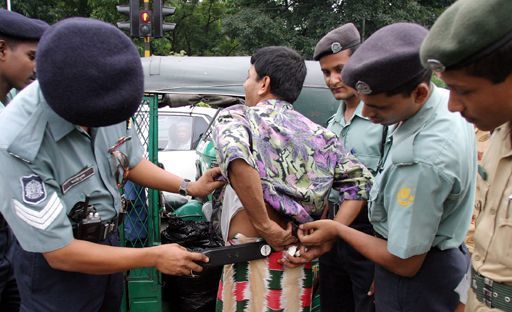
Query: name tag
61 166 95 194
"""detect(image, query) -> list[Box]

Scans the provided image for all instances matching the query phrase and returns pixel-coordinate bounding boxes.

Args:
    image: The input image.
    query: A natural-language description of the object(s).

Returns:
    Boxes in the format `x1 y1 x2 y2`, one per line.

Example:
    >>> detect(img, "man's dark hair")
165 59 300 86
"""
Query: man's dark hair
385 69 433 97
251 46 307 104
346 44 360 57
453 39 512 84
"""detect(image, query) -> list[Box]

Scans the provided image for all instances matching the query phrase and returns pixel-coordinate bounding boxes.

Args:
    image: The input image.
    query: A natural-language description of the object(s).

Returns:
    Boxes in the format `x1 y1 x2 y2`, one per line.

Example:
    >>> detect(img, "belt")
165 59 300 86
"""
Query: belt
472 268 512 311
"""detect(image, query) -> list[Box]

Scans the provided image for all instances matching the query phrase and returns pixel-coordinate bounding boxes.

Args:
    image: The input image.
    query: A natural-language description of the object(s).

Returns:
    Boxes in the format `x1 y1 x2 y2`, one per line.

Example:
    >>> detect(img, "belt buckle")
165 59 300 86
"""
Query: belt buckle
483 280 494 308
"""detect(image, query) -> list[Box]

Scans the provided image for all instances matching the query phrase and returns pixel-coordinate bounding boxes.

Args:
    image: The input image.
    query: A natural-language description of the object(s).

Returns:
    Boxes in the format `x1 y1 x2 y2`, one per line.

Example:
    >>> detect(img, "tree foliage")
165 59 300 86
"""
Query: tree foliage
6 0 455 58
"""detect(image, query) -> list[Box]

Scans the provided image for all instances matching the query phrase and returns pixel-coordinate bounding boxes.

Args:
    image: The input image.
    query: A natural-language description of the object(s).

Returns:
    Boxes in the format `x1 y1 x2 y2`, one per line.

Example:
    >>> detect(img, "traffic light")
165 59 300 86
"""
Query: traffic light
116 0 139 37
139 10 152 37
152 0 176 38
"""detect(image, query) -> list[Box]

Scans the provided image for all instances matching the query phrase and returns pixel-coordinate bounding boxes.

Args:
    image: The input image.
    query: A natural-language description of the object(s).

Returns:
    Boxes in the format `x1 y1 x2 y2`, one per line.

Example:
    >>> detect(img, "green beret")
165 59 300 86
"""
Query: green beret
420 0 512 72
313 23 360 61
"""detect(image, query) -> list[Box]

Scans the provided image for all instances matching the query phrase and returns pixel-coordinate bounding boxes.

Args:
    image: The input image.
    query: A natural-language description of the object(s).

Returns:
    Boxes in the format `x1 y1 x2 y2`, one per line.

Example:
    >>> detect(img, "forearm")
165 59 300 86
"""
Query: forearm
334 200 365 226
336 224 426 277
44 239 158 274
128 159 181 193
228 159 271 232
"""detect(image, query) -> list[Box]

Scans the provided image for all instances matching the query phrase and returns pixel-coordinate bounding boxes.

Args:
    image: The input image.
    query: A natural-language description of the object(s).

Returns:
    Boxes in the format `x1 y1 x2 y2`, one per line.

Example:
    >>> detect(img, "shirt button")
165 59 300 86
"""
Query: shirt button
474 255 481 261
490 209 496 215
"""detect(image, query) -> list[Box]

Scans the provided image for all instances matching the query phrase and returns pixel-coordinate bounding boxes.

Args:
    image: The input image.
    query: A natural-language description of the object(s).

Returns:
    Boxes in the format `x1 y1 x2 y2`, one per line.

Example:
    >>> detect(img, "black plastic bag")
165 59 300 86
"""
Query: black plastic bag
161 214 224 312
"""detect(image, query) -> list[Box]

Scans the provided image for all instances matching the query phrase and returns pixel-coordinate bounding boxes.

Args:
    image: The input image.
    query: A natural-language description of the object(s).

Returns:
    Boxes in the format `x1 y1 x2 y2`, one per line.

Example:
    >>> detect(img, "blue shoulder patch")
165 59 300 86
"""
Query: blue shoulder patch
20 174 47 205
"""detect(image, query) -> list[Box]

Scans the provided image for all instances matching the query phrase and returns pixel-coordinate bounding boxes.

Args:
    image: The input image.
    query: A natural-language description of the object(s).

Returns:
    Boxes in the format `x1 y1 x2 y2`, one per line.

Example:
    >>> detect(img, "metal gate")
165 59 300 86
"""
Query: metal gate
121 94 163 312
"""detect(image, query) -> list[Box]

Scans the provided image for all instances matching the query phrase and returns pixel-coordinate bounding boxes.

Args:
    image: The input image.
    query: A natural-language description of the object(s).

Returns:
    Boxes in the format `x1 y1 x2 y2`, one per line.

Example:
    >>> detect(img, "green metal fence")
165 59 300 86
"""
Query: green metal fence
121 94 163 312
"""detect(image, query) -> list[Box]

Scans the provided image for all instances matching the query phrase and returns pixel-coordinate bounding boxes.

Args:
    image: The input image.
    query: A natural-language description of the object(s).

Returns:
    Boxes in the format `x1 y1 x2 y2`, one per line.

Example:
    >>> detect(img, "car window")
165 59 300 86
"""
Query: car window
158 115 209 151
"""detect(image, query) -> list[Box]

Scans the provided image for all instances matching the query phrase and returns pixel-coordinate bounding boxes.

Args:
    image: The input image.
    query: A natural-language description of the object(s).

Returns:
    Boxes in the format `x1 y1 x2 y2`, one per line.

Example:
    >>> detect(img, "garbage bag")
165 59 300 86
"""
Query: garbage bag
161 214 224 312
161 214 223 248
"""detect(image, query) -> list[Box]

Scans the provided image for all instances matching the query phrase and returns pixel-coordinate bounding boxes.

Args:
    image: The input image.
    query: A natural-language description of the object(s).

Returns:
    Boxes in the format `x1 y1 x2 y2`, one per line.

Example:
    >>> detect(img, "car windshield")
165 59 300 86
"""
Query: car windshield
159 115 194 151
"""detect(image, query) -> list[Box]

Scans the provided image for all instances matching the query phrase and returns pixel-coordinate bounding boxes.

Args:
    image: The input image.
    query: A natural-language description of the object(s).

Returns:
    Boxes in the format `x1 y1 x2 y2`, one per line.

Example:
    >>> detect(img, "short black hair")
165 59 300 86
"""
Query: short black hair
453 39 512 84
385 69 433 97
251 46 307 104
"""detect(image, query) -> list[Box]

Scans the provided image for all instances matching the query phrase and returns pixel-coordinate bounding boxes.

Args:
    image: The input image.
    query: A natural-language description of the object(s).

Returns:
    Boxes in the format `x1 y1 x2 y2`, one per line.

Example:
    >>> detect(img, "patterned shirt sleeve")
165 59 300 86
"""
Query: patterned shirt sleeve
332 140 373 202
212 106 257 180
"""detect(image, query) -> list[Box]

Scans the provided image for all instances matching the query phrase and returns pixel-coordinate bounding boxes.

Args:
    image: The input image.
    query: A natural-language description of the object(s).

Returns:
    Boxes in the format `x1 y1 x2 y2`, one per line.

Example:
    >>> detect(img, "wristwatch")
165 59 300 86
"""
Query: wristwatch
179 179 190 196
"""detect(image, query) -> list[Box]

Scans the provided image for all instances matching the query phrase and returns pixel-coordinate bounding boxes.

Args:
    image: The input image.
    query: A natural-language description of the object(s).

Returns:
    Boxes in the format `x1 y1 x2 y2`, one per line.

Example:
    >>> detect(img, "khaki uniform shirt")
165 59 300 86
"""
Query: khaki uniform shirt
472 122 512 284
466 129 491 253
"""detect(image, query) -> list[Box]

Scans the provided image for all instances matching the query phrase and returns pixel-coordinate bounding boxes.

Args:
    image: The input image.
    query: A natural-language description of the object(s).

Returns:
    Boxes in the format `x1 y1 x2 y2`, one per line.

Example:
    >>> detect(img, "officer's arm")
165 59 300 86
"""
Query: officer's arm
43 239 208 275
334 200 366 225
299 220 427 277
127 158 223 197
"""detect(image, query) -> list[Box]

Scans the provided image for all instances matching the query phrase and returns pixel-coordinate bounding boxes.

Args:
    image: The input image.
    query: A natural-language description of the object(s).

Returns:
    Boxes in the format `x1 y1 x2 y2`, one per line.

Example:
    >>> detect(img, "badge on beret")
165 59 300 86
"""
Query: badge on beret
426 59 446 73
331 42 342 54
20 174 47 205
356 81 372 95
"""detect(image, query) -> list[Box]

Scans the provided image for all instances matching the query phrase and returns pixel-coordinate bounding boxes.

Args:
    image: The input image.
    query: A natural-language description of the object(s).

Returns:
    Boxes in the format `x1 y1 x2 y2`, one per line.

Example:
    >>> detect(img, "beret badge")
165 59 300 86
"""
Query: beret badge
356 81 372 95
331 42 342 54
426 59 446 73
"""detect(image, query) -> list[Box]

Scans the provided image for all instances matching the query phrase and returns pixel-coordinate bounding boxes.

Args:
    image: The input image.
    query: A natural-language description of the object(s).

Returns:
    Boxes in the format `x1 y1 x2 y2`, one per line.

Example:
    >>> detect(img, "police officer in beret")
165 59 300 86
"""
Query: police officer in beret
0 18 223 311
421 0 512 310
0 8 48 311
313 23 384 312
297 23 476 311
0 9 48 109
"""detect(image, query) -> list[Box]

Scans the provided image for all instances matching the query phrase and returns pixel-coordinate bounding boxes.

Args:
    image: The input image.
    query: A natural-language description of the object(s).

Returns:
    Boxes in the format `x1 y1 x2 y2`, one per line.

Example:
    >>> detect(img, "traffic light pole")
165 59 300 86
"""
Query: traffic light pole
143 0 151 57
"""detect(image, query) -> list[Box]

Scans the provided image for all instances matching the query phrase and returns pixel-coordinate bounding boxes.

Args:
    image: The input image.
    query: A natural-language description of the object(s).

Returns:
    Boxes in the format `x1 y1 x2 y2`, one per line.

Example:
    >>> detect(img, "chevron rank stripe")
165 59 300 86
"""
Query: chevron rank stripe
13 193 63 230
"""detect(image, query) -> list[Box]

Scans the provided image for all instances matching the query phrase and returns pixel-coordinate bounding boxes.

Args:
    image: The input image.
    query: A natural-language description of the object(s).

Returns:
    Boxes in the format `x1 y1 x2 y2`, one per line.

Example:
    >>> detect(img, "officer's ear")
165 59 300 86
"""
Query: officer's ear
412 82 430 105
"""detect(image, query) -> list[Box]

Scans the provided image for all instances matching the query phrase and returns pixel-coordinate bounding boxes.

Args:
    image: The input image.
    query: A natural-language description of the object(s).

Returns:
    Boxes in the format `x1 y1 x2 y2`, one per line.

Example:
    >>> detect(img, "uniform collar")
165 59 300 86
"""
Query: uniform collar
333 100 367 125
6 83 74 163
494 122 512 157
392 84 441 143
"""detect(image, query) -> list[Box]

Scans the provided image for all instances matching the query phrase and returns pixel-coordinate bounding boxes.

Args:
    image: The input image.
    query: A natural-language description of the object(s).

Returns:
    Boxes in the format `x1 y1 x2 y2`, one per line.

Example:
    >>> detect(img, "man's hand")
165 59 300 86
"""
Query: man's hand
280 241 334 268
298 219 343 246
257 221 297 251
188 167 225 197
154 243 209 276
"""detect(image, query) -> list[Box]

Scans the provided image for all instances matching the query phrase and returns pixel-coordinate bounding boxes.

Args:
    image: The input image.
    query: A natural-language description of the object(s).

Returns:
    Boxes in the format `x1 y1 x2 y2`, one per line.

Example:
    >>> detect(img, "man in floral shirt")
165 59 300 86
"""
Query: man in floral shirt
212 46 373 311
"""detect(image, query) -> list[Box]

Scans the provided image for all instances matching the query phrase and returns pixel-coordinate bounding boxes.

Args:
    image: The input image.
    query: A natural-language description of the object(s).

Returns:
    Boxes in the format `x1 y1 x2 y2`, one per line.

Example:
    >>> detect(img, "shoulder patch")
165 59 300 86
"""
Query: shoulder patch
20 175 47 205
396 187 415 207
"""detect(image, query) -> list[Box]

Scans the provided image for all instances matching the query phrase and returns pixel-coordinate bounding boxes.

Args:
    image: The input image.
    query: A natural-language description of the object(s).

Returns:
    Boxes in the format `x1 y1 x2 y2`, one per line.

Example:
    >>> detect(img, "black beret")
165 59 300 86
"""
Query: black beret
342 23 428 95
0 9 48 40
313 23 360 61
37 18 143 127
420 0 512 72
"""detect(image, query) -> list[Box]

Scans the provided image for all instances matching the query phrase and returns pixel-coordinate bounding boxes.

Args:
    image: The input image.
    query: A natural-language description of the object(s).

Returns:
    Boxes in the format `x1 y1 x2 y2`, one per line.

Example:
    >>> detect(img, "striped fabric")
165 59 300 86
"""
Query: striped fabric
216 237 313 312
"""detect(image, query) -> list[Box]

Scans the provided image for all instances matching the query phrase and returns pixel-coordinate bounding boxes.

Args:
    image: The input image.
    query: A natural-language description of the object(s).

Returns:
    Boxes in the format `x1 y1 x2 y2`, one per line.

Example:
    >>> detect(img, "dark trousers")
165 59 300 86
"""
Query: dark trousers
374 245 469 312
0 225 20 311
320 222 375 312
14 234 123 312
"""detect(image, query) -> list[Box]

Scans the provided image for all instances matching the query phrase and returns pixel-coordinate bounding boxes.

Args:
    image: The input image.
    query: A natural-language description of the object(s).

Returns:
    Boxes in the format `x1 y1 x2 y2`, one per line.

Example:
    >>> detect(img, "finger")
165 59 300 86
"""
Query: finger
189 261 204 273
187 251 209 263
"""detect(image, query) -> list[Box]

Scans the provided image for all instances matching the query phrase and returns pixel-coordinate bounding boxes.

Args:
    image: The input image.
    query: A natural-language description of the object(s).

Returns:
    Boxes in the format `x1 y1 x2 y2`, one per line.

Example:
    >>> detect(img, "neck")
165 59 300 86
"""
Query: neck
343 95 360 122
0 80 11 104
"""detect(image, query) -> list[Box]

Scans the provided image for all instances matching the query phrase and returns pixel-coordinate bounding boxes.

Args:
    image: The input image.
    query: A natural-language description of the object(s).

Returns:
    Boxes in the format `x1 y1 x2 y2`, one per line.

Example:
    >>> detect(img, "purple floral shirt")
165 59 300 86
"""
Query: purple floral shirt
212 99 373 223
